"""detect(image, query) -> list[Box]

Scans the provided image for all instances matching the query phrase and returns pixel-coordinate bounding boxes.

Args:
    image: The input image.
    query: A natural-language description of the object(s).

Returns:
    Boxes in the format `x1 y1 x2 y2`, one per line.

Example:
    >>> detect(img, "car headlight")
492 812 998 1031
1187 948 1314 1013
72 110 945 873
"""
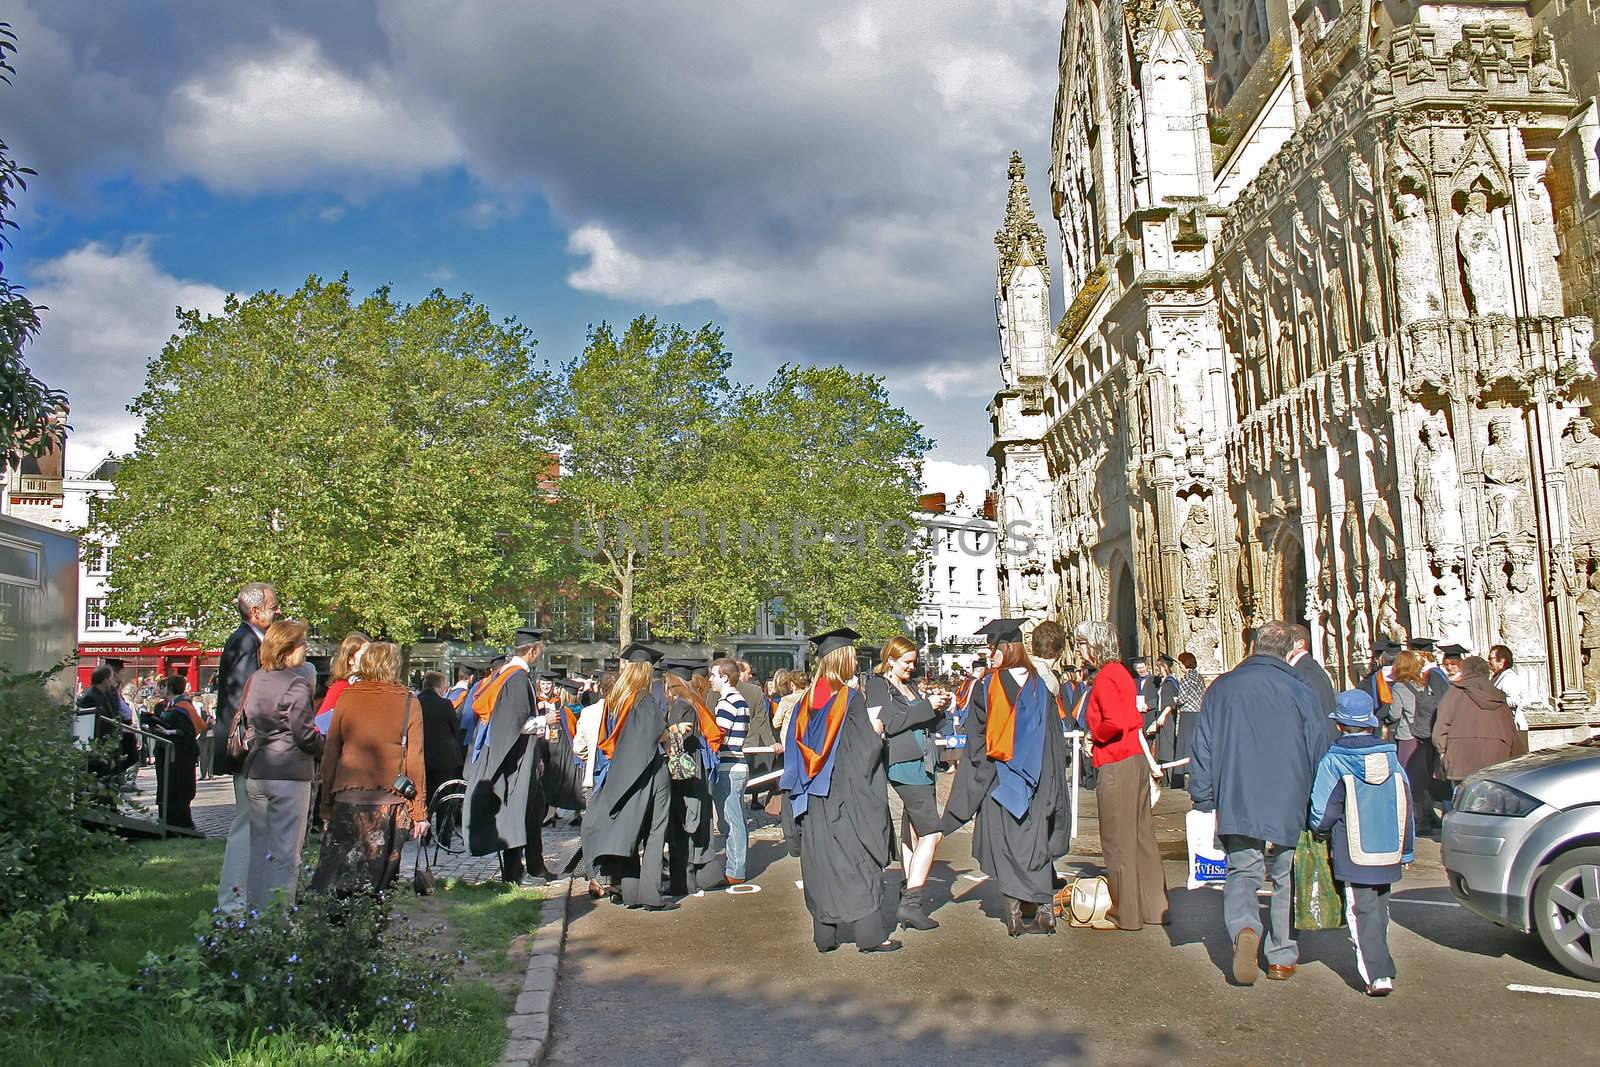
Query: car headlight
1455 779 1542 817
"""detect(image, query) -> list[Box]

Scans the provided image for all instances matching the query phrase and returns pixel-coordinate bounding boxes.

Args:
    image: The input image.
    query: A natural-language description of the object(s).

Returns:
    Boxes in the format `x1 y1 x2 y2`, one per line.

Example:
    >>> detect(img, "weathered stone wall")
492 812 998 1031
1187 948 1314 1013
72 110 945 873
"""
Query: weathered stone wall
993 0 1600 743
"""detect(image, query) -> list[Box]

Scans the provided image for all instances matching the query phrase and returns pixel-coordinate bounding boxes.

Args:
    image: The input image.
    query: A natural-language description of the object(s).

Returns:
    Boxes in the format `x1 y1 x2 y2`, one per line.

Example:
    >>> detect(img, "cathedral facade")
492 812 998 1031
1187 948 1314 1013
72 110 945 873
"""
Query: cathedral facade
990 0 1600 744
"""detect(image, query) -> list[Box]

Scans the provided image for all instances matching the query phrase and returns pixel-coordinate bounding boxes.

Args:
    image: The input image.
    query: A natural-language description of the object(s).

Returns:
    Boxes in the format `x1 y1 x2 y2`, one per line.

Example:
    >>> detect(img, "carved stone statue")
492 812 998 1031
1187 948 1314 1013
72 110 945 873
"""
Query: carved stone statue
1578 568 1600 699
1434 561 1472 648
1481 415 1531 540
1456 187 1513 316
1530 26 1568 92
1448 37 1483 89
1275 320 1297 393
1565 416 1600 544
1128 89 1147 179
1180 502 1218 607
1499 550 1545 660
1375 577 1403 640
1390 187 1445 323
1415 417 1464 554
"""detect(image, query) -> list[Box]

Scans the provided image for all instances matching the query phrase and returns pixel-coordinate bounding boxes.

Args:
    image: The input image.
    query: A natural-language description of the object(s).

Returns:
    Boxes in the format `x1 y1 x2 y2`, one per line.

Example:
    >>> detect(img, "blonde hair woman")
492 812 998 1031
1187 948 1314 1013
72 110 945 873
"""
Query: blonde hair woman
581 644 675 909
241 619 322 907
866 635 950 931
780 628 899 954
311 642 427 896
315 630 371 734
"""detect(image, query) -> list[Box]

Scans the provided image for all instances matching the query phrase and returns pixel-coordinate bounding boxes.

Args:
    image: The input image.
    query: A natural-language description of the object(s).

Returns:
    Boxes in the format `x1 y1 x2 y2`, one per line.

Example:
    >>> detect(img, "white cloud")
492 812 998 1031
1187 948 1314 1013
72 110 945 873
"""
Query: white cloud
163 31 462 193
922 457 993 506
27 241 228 466
424 265 456 283
914 359 994 401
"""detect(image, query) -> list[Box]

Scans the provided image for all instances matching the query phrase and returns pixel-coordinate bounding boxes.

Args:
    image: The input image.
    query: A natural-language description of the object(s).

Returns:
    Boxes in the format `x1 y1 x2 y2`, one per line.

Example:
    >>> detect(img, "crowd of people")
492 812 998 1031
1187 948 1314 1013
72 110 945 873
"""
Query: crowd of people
83 579 1534 997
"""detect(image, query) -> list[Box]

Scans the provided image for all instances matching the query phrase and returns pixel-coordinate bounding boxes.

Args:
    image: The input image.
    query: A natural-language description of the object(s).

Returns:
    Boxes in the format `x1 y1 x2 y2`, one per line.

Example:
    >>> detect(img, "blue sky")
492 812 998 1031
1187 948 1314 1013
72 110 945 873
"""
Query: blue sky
9 1 1064 504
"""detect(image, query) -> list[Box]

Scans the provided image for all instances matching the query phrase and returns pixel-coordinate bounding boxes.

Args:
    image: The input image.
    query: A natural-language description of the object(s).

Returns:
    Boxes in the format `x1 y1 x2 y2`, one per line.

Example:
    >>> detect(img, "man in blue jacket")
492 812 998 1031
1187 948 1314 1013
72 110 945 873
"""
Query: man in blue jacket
1310 689 1415 997
1189 620 1332 986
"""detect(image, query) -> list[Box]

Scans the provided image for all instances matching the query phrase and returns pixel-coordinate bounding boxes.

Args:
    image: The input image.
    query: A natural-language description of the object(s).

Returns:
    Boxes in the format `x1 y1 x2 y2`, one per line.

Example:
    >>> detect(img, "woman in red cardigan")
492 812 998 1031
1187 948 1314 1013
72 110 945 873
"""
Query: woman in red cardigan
1076 620 1169 930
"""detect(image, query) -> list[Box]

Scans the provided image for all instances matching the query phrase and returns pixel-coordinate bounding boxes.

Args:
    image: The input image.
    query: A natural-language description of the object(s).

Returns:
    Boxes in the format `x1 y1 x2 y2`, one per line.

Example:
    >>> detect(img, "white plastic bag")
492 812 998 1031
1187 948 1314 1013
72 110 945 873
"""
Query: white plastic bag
1186 808 1228 890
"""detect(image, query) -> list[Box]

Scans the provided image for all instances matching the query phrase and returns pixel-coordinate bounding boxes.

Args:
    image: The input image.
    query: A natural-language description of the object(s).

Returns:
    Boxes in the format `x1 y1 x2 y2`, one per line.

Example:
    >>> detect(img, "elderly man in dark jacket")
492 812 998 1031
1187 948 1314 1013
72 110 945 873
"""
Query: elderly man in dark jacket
1189 620 1332 986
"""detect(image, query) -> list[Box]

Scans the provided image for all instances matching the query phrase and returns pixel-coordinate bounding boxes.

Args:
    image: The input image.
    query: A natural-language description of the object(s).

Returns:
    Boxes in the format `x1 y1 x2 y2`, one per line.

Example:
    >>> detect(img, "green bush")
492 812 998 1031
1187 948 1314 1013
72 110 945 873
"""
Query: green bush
0 668 117 923
139 891 464 1043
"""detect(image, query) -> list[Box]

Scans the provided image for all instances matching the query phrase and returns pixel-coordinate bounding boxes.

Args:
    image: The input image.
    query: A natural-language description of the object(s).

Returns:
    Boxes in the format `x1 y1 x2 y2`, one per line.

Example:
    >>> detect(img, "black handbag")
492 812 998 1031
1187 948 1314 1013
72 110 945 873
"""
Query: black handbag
413 844 437 896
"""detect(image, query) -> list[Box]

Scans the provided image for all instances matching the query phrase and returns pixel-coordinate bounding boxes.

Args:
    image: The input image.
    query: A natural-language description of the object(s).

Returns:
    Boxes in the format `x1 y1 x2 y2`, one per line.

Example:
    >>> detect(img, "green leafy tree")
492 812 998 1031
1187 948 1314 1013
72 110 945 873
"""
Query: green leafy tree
0 24 68 468
93 276 559 646
553 316 735 647
558 316 932 649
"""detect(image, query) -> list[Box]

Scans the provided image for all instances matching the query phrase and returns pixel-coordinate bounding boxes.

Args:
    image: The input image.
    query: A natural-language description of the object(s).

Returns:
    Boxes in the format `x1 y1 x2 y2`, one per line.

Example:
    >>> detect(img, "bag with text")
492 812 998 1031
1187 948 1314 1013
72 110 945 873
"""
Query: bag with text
1185 808 1228 890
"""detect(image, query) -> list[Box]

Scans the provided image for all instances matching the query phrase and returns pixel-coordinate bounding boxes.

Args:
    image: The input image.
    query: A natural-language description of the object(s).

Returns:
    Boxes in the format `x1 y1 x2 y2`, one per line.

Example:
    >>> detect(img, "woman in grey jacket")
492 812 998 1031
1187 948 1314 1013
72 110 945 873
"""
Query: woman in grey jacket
242 619 323 907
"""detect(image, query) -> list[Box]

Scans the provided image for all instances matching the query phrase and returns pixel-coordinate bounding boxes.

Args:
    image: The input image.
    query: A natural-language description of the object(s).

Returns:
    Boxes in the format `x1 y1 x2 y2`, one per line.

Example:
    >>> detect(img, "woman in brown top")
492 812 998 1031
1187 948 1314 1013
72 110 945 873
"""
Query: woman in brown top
311 642 428 896
242 619 323 908
1434 655 1526 787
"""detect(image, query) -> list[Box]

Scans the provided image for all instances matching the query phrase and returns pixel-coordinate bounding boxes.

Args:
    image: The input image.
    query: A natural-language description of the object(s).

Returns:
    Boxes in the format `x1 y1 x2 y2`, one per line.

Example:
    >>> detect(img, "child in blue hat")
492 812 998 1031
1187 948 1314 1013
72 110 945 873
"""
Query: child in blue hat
1309 689 1415 997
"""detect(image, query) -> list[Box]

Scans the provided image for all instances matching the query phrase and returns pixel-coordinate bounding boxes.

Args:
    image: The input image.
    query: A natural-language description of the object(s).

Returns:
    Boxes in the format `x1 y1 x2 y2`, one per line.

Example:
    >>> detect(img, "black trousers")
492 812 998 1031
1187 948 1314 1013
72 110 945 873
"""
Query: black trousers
157 753 197 828
501 755 549 881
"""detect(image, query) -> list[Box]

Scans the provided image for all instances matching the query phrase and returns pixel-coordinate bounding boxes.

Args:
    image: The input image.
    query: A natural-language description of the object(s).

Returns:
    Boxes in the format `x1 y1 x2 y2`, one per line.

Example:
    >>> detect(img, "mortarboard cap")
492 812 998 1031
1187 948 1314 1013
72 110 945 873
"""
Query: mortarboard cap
1158 654 1176 666
552 676 582 693
458 657 491 673
619 642 663 664
1129 655 1150 667
489 654 509 670
1407 637 1436 652
103 657 126 671
808 627 861 658
1439 642 1469 658
975 618 1028 645
513 627 547 647
662 658 697 681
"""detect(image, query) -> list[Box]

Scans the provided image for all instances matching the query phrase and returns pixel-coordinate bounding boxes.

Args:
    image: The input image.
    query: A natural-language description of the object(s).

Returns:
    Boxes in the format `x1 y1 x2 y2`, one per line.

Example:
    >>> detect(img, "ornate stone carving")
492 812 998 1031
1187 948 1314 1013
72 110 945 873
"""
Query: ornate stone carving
1565 417 1600 545
1390 183 1446 324
1481 415 1531 540
1529 26 1568 93
995 152 1050 287
1578 566 1600 700
1416 416 1464 555
1456 185 1513 316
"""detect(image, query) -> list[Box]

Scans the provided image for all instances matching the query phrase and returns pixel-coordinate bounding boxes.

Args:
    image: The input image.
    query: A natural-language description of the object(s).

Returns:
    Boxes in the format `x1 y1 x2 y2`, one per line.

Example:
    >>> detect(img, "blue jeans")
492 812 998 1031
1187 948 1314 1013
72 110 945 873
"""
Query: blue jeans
712 761 749 880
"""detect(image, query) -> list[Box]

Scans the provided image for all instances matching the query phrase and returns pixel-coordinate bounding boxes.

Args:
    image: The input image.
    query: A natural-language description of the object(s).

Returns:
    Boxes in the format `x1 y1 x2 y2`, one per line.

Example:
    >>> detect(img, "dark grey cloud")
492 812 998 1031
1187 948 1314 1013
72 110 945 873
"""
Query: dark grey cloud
7 0 1063 465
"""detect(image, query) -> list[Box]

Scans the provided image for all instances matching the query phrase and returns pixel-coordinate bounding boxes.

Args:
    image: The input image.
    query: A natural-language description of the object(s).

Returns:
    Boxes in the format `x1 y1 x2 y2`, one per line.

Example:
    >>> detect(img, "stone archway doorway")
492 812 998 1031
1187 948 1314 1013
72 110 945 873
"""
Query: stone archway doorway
1277 535 1309 629
1112 560 1139 659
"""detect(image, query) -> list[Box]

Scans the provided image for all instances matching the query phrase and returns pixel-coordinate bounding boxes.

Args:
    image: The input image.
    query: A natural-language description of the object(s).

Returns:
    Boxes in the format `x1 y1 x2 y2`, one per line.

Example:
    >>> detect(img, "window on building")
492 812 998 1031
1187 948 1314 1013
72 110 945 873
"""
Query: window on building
947 566 957 592
85 544 111 575
976 569 985 594
599 602 619 641
549 600 568 641
579 599 596 641
84 597 107 630
943 528 954 552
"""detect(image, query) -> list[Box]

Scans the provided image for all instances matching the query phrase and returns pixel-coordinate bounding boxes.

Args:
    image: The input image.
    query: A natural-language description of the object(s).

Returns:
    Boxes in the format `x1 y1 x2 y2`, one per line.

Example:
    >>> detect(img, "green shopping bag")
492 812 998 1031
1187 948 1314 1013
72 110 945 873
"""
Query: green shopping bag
1292 830 1344 930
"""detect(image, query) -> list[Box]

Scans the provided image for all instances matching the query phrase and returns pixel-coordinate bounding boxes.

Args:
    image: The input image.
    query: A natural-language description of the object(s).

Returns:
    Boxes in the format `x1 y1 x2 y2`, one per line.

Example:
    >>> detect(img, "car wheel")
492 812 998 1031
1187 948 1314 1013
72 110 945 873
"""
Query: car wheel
1532 846 1600 982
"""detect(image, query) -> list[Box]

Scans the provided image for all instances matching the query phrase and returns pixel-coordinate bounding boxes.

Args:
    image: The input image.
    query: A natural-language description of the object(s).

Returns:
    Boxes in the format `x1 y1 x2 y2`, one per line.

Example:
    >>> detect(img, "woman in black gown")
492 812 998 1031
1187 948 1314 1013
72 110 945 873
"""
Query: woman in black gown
661 660 726 897
941 618 1072 937
864 635 949 931
781 628 900 954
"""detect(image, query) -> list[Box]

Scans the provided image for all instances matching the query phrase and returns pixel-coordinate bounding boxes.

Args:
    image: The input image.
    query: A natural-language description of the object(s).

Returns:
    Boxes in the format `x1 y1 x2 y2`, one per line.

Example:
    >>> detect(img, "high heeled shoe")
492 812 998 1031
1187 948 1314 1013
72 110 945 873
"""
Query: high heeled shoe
1003 897 1025 937
896 887 940 931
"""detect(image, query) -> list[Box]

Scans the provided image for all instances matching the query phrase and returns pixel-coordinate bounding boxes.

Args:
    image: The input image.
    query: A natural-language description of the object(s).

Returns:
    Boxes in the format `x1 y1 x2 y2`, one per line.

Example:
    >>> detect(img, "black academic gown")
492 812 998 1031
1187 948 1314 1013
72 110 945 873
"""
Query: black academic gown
790 687 894 950
463 665 545 863
582 688 670 907
942 670 1072 905
1151 676 1180 766
665 692 723 894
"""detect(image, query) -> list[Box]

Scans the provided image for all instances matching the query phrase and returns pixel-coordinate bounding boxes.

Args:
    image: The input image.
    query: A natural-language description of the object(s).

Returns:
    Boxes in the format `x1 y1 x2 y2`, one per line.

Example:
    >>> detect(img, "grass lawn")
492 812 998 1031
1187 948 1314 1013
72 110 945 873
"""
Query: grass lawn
0 838 550 1067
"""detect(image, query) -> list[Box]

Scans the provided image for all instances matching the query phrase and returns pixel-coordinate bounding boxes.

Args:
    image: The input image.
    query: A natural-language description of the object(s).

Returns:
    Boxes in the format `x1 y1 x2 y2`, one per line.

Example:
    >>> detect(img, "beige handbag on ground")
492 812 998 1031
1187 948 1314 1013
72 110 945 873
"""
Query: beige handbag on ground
1061 875 1117 930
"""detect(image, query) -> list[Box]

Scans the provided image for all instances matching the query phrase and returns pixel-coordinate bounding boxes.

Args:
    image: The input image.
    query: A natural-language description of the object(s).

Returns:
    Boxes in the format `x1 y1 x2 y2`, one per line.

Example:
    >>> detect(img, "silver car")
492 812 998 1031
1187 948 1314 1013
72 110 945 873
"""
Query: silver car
1442 738 1600 981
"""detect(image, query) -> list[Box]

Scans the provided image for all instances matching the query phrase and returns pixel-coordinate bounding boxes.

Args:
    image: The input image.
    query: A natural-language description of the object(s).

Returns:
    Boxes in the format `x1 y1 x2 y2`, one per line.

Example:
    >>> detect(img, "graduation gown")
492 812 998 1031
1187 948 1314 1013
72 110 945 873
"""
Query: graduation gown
463 664 541 857
582 688 667 863
941 669 1072 904
1150 676 1180 765
782 686 893 948
665 691 723 894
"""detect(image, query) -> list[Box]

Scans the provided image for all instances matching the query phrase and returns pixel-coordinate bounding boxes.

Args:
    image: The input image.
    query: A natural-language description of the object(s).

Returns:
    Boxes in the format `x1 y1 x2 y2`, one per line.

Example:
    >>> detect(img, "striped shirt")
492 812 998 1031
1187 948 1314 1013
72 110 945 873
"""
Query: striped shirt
714 691 750 762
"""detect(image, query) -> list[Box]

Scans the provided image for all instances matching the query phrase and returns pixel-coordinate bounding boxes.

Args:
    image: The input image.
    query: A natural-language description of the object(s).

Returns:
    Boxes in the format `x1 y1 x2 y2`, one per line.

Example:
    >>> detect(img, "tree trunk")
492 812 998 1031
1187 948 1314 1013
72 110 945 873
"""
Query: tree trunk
618 555 634 651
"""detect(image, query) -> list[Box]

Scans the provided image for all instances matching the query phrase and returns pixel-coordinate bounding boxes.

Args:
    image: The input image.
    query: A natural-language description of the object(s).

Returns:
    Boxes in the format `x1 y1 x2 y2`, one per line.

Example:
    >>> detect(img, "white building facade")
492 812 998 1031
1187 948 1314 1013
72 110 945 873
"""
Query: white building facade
909 494 1002 659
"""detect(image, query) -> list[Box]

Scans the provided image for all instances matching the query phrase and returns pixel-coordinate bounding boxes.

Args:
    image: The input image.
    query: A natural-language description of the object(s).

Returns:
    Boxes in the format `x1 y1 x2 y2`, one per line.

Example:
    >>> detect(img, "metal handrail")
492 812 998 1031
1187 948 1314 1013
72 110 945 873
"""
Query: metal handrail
90 714 183 839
